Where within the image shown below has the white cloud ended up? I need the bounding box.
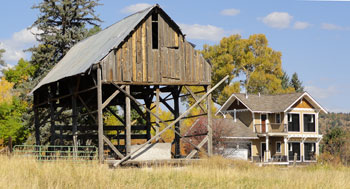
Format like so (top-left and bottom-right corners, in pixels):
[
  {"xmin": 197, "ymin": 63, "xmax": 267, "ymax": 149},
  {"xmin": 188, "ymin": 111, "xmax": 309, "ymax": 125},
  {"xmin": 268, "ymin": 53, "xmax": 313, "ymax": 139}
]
[
  {"xmin": 220, "ymin": 8, "xmax": 240, "ymax": 16},
  {"xmin": 179, "ymin": 23, "xmax": 240, "ymax": 41},
  {"xmin": 260, "ymin": 12, "xmax": 293, "ymax": 29},
  {"xmin": 121, "ymin": 3, "xmax": 152, "ymax": 14},
  {"xmin": 293, "ymin": 21, "xmax": 310, "ymax": 30},
  {"xmin": 0, "ymin": 27, "xmax": 39, "ymax": 65},
  {"xmin": 321, "ymin": 23, "xmax": 350, "ymax": 30},
  {"xmin": 305, "ymin": 85, "xmax": 337, "ymax": 99}
]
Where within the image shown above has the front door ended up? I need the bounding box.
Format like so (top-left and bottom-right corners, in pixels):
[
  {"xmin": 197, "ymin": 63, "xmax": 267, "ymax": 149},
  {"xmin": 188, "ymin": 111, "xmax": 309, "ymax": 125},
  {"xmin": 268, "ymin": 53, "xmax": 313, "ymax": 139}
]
[
  {"xmin": 261, "ymin": 114, "xmax": 267, "ymax": 133},
  {"xmin": 261, "ymin": 142, "xmax": 266, "ymax": 162}
]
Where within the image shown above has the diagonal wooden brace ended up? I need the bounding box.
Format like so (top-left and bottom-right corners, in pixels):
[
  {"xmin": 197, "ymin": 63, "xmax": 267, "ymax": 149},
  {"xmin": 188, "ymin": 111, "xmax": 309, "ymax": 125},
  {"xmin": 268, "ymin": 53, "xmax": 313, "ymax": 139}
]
[
  {"xmin": 102, "ymin": 135, "xmax": 125, "ymax": 159},
  {"xmin": 102, "ymin": 85, "xmax": 125, "ymax": 109},
  {"xmin": 186, "ymin": 136, "xmax": 209, "ymax": 159},
  {"xmin": 113, "ymin": 75, "xmax": 229, "ymax": 167},
  {"xmin": 184, "ymin": 86, "xmax": 206, "ymax": 113}
]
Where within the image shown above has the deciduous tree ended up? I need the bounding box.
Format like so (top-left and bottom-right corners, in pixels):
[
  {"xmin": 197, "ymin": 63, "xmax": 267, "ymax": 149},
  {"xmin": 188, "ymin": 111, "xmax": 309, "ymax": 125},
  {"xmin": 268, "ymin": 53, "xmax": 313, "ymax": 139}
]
[{"xmin": 202, "ymin": 34, "xmax": 288, "ymax": 105}]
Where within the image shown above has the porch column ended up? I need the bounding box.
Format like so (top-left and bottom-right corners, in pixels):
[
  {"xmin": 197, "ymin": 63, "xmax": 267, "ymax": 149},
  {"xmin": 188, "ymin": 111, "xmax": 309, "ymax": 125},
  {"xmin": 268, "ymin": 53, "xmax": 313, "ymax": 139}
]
[
  {"xmin": 284, "ymin": 137, "xmax": 288, "ymax": 161},
  {"xmin": 265, "ymin": 136, "xmax": 269, "ymax": 162},
  {"xmin": 316, "ymin": 139, "xmax": 320, "ymax": 156},
  {"xmin": 301, "ymin": 137, "xmax": 305, "ymax": 162}
]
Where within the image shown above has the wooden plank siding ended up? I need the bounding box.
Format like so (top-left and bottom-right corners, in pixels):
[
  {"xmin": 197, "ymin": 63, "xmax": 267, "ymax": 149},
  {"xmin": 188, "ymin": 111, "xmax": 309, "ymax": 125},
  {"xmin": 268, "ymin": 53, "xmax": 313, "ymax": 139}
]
[{"xmin": 100, "ymin": 13, "xmax": 211, "ymax": 85}]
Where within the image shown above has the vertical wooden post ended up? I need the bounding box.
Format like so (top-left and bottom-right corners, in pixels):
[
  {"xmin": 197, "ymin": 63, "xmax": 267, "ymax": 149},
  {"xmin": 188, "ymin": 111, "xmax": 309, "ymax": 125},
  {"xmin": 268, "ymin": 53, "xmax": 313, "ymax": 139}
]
[
  {"xmin": 72, "ymin": 87, "xmax": 78, "ymax": 153},
  {"xmin": 97, "ymin": 66, "xmax": 104, "ymax": 162},
  {"xmin": 125, "ymin": 85, "xmax": 131, "ymax": 155},
  {"xmin": 34, "ymin": 93, "xmax": 40, "ymax": 145},
  {"xmin": 155, "ymin": 86, "xmax": 160, "ymax": 140},
  {"xmin": 207, "ymin": 85, "xmax": 213, "ymax": 156},
  {"xmin": 173, "ymin": 86, "xmax": 180, "ymax": 158},
  {"xmin": 145, "ymin": 97, "xmax": 151, "ymax": 140},
  {"xmin": 49, "ymin": 86, "xmax": 56, "ymax": 145}
]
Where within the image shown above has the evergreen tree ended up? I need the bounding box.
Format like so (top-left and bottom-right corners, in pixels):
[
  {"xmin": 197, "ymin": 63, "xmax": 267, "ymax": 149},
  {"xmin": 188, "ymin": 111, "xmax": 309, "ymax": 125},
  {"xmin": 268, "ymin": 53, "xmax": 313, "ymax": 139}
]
[
  {"xmin": 28, "ymin": 0, "xmax": 102, "ymax": 80},
  {"xmin": 290, "ymin": 72, "xmax": 304, "ymax": 92},
  {"xmin": 281, "ymin": 70, "xmax": 290, "ymax": 90},
  {"xmin": 0, "ymin": 49, "xmax": 5, "ymax": 67}
]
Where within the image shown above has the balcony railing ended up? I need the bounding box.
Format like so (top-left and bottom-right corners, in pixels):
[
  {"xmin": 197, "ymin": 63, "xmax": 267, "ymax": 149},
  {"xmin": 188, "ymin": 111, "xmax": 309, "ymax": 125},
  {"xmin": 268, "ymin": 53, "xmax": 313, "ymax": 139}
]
[{"xmin": 254, "ymin": 123, "xmax": 287, "ymax": 134}]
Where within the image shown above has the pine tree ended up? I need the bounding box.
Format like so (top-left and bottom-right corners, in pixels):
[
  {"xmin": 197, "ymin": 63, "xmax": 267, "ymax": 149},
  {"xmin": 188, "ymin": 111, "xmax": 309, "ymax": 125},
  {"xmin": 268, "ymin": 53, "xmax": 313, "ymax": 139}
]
[
  {"xmin": 0, "ymin": 49, "xmax": 5, "ymax": 67},
  {"xmin": 290, "ymin": 72, "xmax": 304, "ymax": 92},
  {"xmin": 281, "ymin": 70, "xmax": 290, "ymax": 90},
  {"xmin": 28, "ymin": 0, "xmax": 102, "ymax": 80}
]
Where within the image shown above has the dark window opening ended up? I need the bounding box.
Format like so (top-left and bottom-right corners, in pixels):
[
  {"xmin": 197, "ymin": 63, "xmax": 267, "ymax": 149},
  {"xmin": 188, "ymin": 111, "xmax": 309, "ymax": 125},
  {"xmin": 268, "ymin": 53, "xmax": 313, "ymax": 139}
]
[
  {"xmin": 276, "ymin": 142, "xmax": 281, "ymax": 153},
  {"xmin": 152, "ymin": 13, "xmax": 158, "ymax": 49},
  {"xmin": 152, "ymin": 12, "xmax": 158, "ymax": 21},
  {"xmin": 288, "ymin": 142, "xmax": 300, "ymax": 161},
  {"xmin": 304, "ymin": 143, "xmax": 316, "ymax": 161},
  {"xmin": 304, "ymin": 114, "xmax": 315, "ymax": 132},
  {"xmin": 288, "ymin": 114, "xmax": 300, "ymax": 132},
  {"xmin": 276, "ymin": 114, "xmax": 281, "ymax": 123}
]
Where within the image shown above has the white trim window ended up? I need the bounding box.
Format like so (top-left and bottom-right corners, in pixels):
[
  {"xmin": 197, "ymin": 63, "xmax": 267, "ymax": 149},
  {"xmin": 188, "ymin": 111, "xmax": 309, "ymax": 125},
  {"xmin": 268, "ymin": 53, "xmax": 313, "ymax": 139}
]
[
  {"xmin": 276, "ymin": 141, "xmax": 281, "ymax": 153},
  {"xmin": 304, "ymin": 142, "xmax": 316, "ymax": 161},
  {"xmin": 303, "ymin": 113, "xmax": 316, "ymax": 132},
  {"xmin": 288, "ymin": 113, "xmax": 300, "ymax": 132},
  {"xmin": 288, "ymin": 142, "xmax": 301, "ymax": 161}
]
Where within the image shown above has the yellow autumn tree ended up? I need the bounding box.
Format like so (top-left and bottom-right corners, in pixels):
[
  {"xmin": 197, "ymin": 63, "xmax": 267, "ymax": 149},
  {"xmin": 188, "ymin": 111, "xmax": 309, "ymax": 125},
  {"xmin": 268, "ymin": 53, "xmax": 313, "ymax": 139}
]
[
  {"xmin": 202, "ymin": 34, "xmax": 294, "ymax": 105},
  {"xmin": 0, "ymin": 77, "xmax": 14, "ymax": 104}
]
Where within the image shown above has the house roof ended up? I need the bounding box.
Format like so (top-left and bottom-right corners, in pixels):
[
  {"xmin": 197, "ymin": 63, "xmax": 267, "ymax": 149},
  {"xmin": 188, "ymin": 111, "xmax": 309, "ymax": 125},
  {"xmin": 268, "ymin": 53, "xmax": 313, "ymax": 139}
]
[
  {"xmin": 216, "ymin": 118, "xmax": 258, "ymax": 139},
  {"xmin": 31, "ymin": 4, "xmax": 181, "ymax": 94},
  {"xmin": 185, "ymin": 118, "xmax": 258, "ymax": 139},
  {"xmin": 217, "ymin": 92, "xmax": 328, "ymax": 114}
]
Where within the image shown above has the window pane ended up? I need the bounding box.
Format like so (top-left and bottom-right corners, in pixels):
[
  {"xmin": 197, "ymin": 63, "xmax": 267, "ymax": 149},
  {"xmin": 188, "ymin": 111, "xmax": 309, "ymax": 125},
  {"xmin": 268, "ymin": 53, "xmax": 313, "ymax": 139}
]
[
  {"xmin": 276, "ymin": 142, "xmax": 281, "ymax": 153},
  {"xmin": 288, "ymin": 142, "xmax": 300, "ymax": 161},
  {"xmin": 304, "ymin": 114, "xmax": 315, "ymax": 132},
  {"xmin": 276, "ymin": 114, "xmax": 280, "ymax": 123},
  {"xmin": 304, "ymin": 143, "xmax": 316, "ymax": 161},
  {"xmin": 288, "ymin": 114, "xmax": 300, "ymax": 132}
]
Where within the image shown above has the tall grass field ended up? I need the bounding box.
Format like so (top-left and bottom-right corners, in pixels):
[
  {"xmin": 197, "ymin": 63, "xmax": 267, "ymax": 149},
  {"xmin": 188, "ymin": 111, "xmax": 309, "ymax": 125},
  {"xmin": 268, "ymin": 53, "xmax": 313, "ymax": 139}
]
[{"xmin": 0, "ymin": 156, "xmax": 349, "ymax": 188}]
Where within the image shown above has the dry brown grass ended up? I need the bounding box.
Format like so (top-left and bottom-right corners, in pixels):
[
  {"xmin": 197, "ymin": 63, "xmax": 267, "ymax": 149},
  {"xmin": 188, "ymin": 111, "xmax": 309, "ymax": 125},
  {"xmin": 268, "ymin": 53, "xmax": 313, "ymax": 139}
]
[{"xmin": 0, "ymin": 155, "xmax": 349, "ymax": 188}]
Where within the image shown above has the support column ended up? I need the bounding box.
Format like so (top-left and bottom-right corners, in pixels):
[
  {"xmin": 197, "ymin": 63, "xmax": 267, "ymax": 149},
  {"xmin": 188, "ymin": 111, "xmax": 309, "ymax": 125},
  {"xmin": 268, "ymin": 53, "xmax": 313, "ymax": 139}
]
[
  {"xmin": 155, "ymin": 86, "xmax": 160, "ymax": 141},
  {"xmin": 284, "ymin": 137, "xmax": 288, "ymax": 162},
  {"xmin": 97, "ymin": 66, "xmax": 104, "ymax": 162},
  {"xmin": 265, "ymin": 136, "xmax": 269, "ymax": 162},
  {"xmin": 173, "ymin": 87, "xmax": 180, "ymax": 158},
  {"xmin": 72, "ymin": 88, "xmax": 78, "ymax": 151},
  {"xmin": 125, "ymin": 85, "xmax": 131, "ymax": 155},
  {"xmin": 34, "ymin": 106, "xmax": 40, "ymax": 145},
  {"xmin": 49, "ymin": 85, "xmax": 56, "ymax": 145},
  {"xmin": 207, "ymin": 85, "xmax": 213, "ymax": 157},
  {"xmin": 145, "ymin": 96, "xmax": 152, "ymax": 140}
]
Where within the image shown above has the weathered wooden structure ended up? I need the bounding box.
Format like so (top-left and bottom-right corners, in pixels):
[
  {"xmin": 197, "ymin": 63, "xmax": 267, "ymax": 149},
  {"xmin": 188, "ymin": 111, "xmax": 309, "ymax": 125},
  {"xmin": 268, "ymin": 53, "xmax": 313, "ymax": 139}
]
[{"xmin": 31, "ymin": 5, "xmax": 224, "ymax": 164}]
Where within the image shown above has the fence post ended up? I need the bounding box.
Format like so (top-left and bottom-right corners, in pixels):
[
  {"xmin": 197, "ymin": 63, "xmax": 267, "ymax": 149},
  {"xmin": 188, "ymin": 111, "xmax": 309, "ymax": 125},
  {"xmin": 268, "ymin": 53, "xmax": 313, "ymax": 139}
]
[{"xmin": 293, "ymin": 153, "xmax": 297, "ymax": 167}]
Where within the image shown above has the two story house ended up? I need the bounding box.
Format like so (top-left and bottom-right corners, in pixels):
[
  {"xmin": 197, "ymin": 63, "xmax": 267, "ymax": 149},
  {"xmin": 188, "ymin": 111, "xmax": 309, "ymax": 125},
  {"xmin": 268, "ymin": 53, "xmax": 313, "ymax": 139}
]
[{"xmin": 216, "ymin": 92, "xmax": 327, "ymax": 163}]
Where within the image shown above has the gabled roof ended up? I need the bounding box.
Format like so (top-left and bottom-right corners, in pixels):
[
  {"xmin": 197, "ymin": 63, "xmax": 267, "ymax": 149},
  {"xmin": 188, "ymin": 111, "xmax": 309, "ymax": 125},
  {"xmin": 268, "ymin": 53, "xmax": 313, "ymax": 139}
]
[
  {"xmin": 31, "ymin": 4, "xmax": 181, "ymax": 94},
  {"xmin": 185, "ymin": 118, "xmax": 258, "ymax": 139},
  {"xmin": 217, "ymin": 92, "xmax": 328, "ymax": 114}
]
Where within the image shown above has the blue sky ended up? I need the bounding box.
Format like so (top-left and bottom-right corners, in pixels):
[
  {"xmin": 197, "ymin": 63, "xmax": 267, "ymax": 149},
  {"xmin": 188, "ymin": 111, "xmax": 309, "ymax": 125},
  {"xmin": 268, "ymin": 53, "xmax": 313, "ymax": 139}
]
[{"xmin": 0, "ymin": 0, "xmax": 349, "ymax": 112}]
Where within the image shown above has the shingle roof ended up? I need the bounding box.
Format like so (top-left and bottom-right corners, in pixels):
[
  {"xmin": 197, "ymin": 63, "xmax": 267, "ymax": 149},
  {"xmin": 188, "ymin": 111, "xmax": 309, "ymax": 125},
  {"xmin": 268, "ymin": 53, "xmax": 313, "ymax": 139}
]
[
  {"xmin": 215, "ymin": 118, "xmax": 258, "ymax": 138},
  {"xmin": 185, "ymin": 118, "xmax": 257, "ymax": 139},
  {"xmin": 218, "ymin": 92, "xmax": 328, "ymax": 114},
  {"xmin": 234, "ymin": 93, "xmax": 304, "ymax": 112},
  {"xmin": 31, "ymin": 5, "xmax": 159, "ymax": 94}
]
